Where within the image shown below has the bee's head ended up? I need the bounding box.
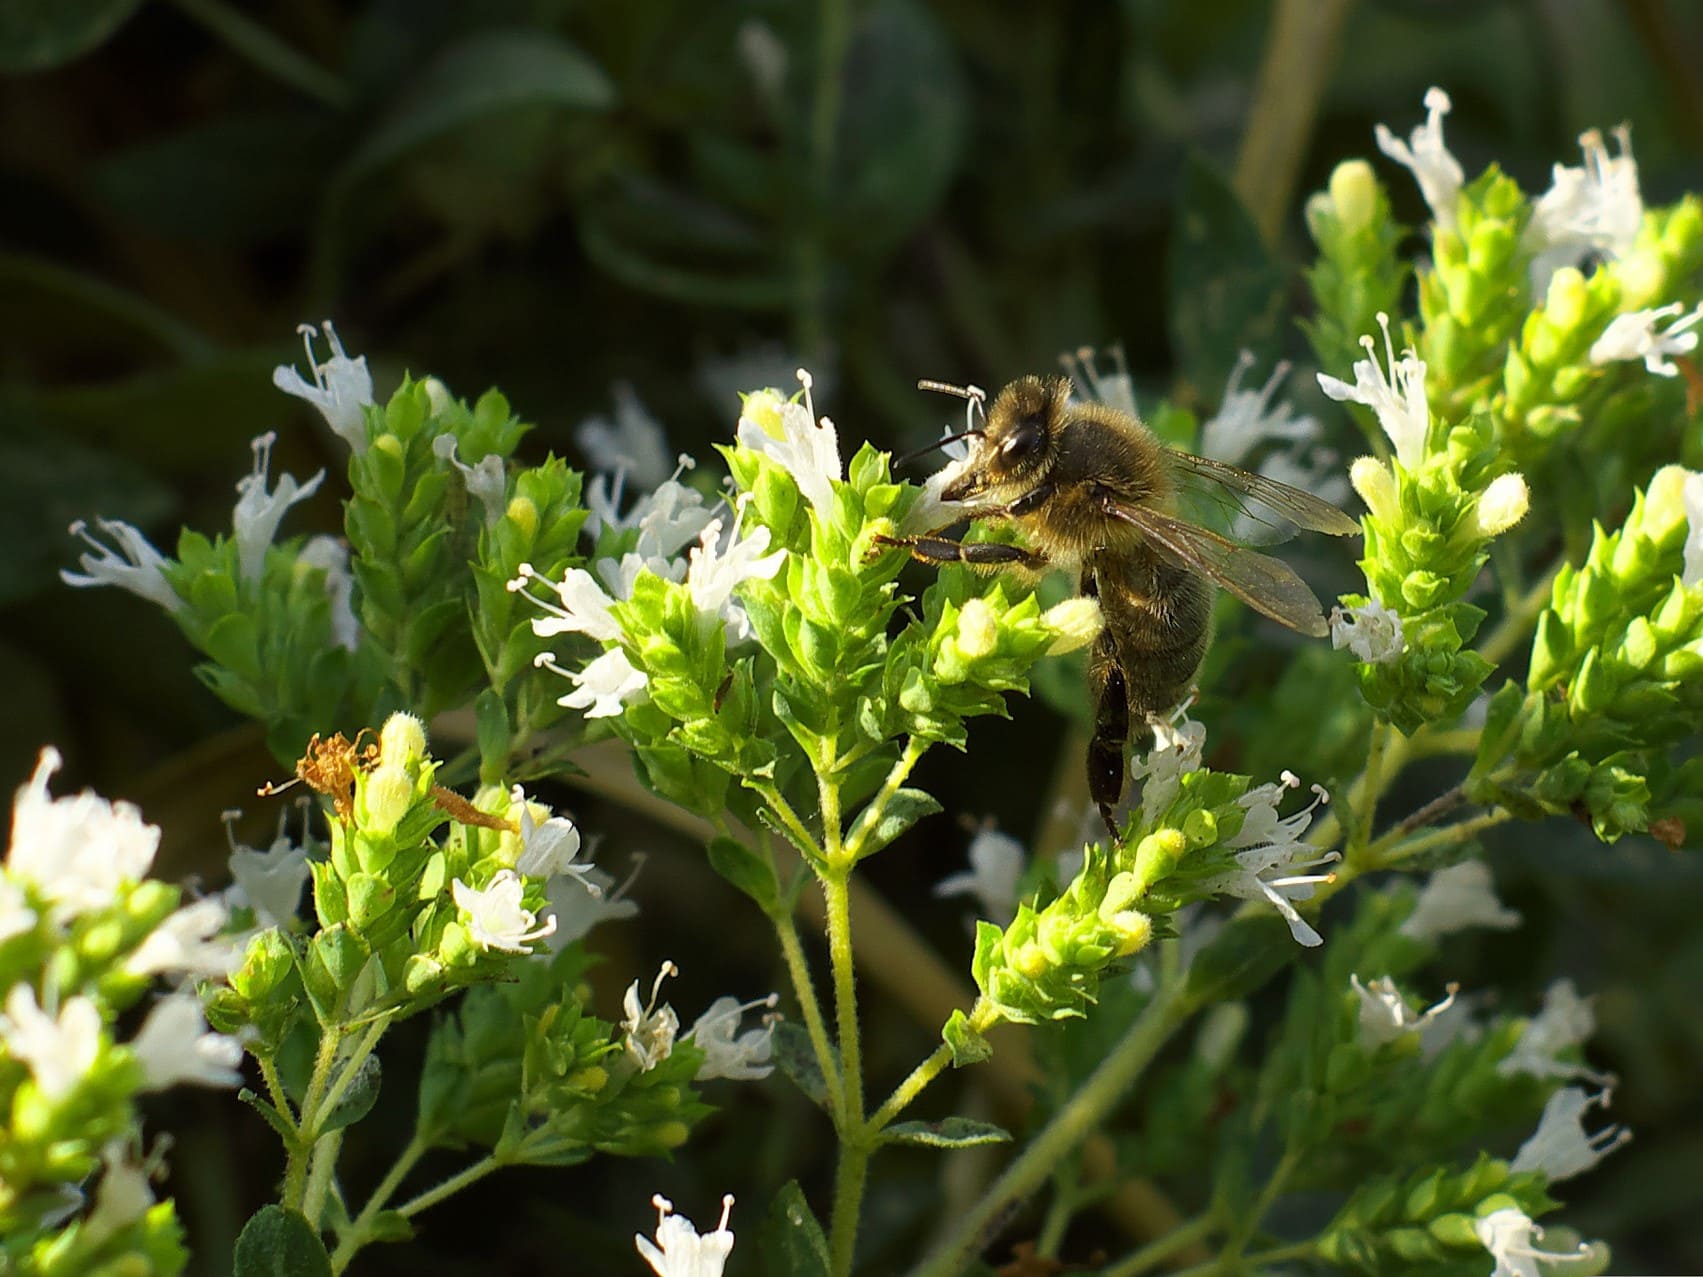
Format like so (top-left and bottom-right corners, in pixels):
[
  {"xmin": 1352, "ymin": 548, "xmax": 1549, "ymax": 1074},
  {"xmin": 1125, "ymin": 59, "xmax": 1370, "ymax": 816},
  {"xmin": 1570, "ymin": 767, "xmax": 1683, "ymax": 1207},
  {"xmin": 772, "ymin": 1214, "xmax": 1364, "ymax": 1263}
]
[{"xmin": 942, "ymin": 374, "xmax": 1065, "ymax": 501}]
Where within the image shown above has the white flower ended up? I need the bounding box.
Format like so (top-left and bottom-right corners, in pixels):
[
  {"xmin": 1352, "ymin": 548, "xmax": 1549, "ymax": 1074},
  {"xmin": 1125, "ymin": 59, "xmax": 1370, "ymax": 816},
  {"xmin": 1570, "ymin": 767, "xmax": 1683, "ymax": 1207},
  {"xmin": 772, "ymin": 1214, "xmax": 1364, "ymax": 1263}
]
[
  {"xmin": 125, "ymin": 896, "xmax": 241, "ymax": 980},
  {"xmin": 1588, "ymin": 302, "xmax": 1703, "ymax": 377},
  {"xmin": 1199, "ymin": 843, "xmax": 1339, "ymax": 949},
  {"xmin": 296, "ymin": 536, "xmax": 360, "ymax": 651},
  {"xmin": 685, "ymin": 993, "xmax": 780, "ymax": 1081},
  {"xmin": 1317, "ymin": 312, "xmax": 1431, "ymax": 468},
  {"xmin": 632, "ymin": 476, "xmax": 717, "ymax": 561},
  {"xmin": 1498, "ymin": 979, "xmax": 1609, "ymax": 1083},
  {"xmin": 1227, "ymin": 770, "xmax": 1329, "ymax": 852},
  {"xmin": 0, "ymin": 984, "xmax": 102, "ymax": 1101},
  {"xmin": 577, "ymin": 383, "xmax": 673, "ymax": 489},
  {"xmin": 1400, "ymin": 861, "xmax": 1521, "ymax": 940},
  {"xmin": 545, "ymin": 646, "xmax": 650, "ymax": 719},
  {"xmin": 1128, "ymin": 707, "xmax": 1208, "ymax": 819},
  {"xmin": 1683, "ymin": 469, "xmax": 1703, "ymax": 590},
  {"xmin": 272, "ymin": 320, "xmax": 375, "ymax": 453},
  {"xmin": 7, "ymin": 747, "xmax": 161, "ymax": 923},
  {"xmin": 1474, "ymin": 1207, "xmax": 1601, "ymax": 1277},
  {"xmin": 1201, "ymin": 352, "xmax": 1324, "ymax": 467},
  {"xmin": 1526, "ymin": 127, "xmax": 1643, "ymax": 294},
  {"xmin": 544, "ymin": 863, "xmax": 639, "ymax": 948},
  {"xmin": 432, "ymin": 434, "xmax": 507, "ymax": 527},
  {"xmin": 1512, "ymin": 1086, "xmax": 1630, "ymax": 1182},
  {"xmin": 0, "ymin": 876, "xmax": 36, "ymax": 944},
  {"xmin": 735, "ymin": 369, "xmax": 842, "ymax": 512},
  {"xmin": 130, "ymin": 992, "xmax": 244, "ymax": 1089},
  {"xmin": 224, "ymin": 811, "xmax": 312, "ymax": 929},
  {"xmin": 934, "ymin": 828, "xmax": 1026, "ymax": 924},
  {"xmin": 452, "ymin": 870, "xmax": 556, "ymax": 953},
  {"xmin": 1349, "ymin": 974, "xmax": 1458, "ymax": 1048},
  {"xmin": 1062, "ymin": 345, "xmax": 1139, "ymax": 418},
  {"xmin": 61, "ymin": 518, "xmax": 183, "ymax": 613},
  {"xmin": 509, "ymin": 785, "xmax": 598, "ymax": 892},
  {"xmin": 1373, "ymin": 87, "xmax": 1464, "ymax": 231},
  {"xmin": 1330, "ymin": 599, "xmax": 1404, "ymax": 663},
  {"xmin": 232, "ymin": 432, "xmax": 325, "ymax": 585},
  {"xmin": 636, "ymin": 1193, "xmax": 736, "ymax": 1277},
  {"xmin": 684, "ymin": 512, "xmax": 785, "ymax": 641},
  {"xmin": 513, "ymin": 562, "xmax": 624, "ymax": 643},
  {"xmin": 84, "ymin": 1142, "xmax": 157, "ymax": 1248},
  {"xmin": 622, "ymin": 961, "xmax": 681, "ymax": 1072}
]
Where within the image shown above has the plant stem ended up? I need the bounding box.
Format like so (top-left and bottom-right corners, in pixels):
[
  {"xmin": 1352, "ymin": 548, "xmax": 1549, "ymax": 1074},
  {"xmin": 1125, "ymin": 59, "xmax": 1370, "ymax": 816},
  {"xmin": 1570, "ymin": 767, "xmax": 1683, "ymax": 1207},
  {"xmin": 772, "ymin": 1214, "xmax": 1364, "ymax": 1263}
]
[
  {"xmin": 257, "ymin": 1056, "xmax": 297, "ymax": 1133},
  {"xmin": 329, "ymin": 1136, "xmax": 429, "ymax": 1273},
  {"xmin": 1350, "ymin": 719, "xmax": 1394, "ymax": 856},
  {"xmin": 909, "ymin": 980, "xmax": 1188, "ymax": 1276},
  {"xmin": 1369, "ymin": 808, "xmax": 1513, "ymax": 869},
  {"xmin": 301, "ymin": 1129, "xmax": 344, "ymax": 1231},
  {"xmin": 166, "ymin": 0, "xmax": 349, "ymax": 107},
  {"xmin": 281, "ymin": 1026, "xmax": 344, "ymax": 1211},
  {"xmin": 1101, "ymin": 1214, "xmax": 1219, "ymax": 1277},
  {"xmin": 823, "ymin": 866, "xmax": 868, "ymax": 1275},
  {"xmin": 842, "ymin": 736, "xmax": 927, "ymax": 861},
  {"xmin": 772, "ymin": 905, "xmax": 846, "ymax": 1124},
  {"xmin": 751, "ymin": 781, "xmax": 823, "ymax": 862},
  {"xmin": 1217, "ymin": 1147, "xmax": 1299, "ymax": 1266},
  {"xmin": 394, "ymin": 1155, "xmax": 500, "ymax": 1220},
  {"xmin": 317, "ymin": 1016, "xmax": 389, "ymax": 1122},
  {"xmin": 1170, "ymin": 1239, "xmax": 1316, "ymax": 1277},
  {"xmin": 868, "ymin": 1043, "xmax": 953, "ymax": 1134},
  {"xmin": 1034, "ymin": 1154, "xmax": 1081, "ymax": 1259}
]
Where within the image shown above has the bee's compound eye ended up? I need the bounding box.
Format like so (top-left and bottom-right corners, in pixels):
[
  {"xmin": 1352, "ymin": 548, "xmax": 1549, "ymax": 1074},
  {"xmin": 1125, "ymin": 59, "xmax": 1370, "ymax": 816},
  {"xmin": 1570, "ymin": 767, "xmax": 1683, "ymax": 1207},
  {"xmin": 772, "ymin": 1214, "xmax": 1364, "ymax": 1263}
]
[{"xmin": 1000, "ymin": 418, "xmax": 1044, "ymax": 463}]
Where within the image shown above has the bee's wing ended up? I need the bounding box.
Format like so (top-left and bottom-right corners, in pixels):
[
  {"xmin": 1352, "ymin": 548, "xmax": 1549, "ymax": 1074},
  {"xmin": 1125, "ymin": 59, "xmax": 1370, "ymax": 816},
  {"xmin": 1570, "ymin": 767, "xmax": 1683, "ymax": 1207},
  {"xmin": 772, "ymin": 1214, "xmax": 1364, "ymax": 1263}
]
[
  {"xmin": 1105, "ymin": 501, "xmax": 1331, "ymax": 637},
  {"xmin": 1171, "ymin": 452, "xmax": 1361, "ymax": 537}
]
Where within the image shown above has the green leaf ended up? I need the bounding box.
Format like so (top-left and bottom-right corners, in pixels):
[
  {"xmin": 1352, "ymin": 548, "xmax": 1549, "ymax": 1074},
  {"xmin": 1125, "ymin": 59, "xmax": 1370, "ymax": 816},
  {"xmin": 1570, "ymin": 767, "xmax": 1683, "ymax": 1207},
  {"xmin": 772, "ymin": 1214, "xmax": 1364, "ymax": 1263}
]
[
  {"xmin": 759, "ymin": 1182, "xmax": 831, "ymax": 1277},
  {"xmin": 770, "ymin": 1021, "xmax": 831, "ymax": 1109},
  {"xmin": 942, "ymin": 1008, "xmax": 992, "ymax": 1066},
  {"xmin": 706, "ymin": 836, "xmax": 781, "ymax": 911},
  {"xmin": 851, "ymin": 788, "xmax": 942, "ymax": 860},
  {"xmin": 1166, "ymin": 153, "xmax": 1287, "ymax": 396},
  {"xmin": 233, "ymin": 1206, "xmax": 331, "ymax": 1277},
  {"xmin": 0, "ymin": 0, "xmax": 142, "ymax": 72},
  {"xmin": 318, "ymin": 1054, "xmax": 381, "ymax": 1135},
  {"xmin": 881, "ymin": 1117, "xmax": 1012, "ymax": 1150},
  {"xmin": 346, "ymin": 31, "xmax": 615, "ymax": 181}
]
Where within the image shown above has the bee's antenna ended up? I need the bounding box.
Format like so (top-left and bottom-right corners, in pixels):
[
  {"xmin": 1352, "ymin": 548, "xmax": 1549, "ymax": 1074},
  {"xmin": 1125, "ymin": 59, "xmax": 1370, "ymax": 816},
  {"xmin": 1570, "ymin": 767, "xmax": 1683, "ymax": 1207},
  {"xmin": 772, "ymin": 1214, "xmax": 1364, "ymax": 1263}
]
[
  {"xmin": 916, "ymin": 379, "xmax": 988, "ymax": 433},
  {"xmin": 895, "ymin": 429, "xmax": 983, "ymax": 468}
]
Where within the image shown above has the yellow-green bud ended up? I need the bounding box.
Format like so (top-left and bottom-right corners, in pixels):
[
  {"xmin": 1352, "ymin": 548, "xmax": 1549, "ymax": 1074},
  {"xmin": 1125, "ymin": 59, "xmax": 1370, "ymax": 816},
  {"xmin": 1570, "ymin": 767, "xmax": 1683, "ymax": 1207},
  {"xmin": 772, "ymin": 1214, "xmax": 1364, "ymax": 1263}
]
[
  {"xmin": 1350, "ymin": 456, "xmax": 1399, "ymax": 526},
  {"xmin": 373, "ymin": 433, "xmax": 405, "ymax": 460},
  {"xmin": 1327, "ymin": 159, "xmax": 1378, "ymax": 235},
  {"xmin": 1011, "ymin": 942, "xmax": 1050, "ymax": 979},
  {"xmin": 380, "ymin": 712, "xmax": 428, "ymax": 766},
  {"xmin": 1543, "ymin": 266, "xmax": 1588, "ymax": 333},
  {"xmin": 505, "ymin": 495, "xmax": 539, "ymax": 540},
  {"xmin": 1643, "ymin": 465, "xmax": 1691, "ymax": 544},
  {"xmin": 1616, "ymin": 248, "xmax": 1665, "ymax": 311},
  {"xmin": 956, "ymin": 597, "xmax": 998, "ymax": 659},
  {"xmin": 1107, "ymin": 909, "xmax": 1153, "ymax": 957},
  {"xmin": 1471, "ymin": 473, "xmax": 1530, "ymax": 538},
  {"xmin": 363, "ymin": 763, "xmax": 414, "ymax": 834},
  {"xmin": 1132, "ymin": 829, "xmax": 1185, "ymax": 889},
  {"xmin": 740, "ymin": 388, "xmax": 790, "ymax": 441},
  {"xmin": 422, "ymin": 377, "xmax": 454, "ymax": 416},
  {"xmin": 1042, "ymin": 596, "xmax": 1105, "ymax": 654},
  {"xmin": 648, "ymin": 1121, "xmax": 691, "ymax": 1150},
  {"xmin": 566, "ymin": 1065, "xmax": 608, "ymax": 1094}
]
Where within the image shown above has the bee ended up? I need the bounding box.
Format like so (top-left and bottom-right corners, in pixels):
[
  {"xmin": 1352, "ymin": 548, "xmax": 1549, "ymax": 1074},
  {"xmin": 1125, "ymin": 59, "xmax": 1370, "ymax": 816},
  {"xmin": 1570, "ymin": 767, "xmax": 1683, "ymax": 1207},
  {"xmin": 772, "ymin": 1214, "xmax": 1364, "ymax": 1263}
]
[{"xmin": 874, "ymin": 372, "xmax": 1359, "ymax": 835}]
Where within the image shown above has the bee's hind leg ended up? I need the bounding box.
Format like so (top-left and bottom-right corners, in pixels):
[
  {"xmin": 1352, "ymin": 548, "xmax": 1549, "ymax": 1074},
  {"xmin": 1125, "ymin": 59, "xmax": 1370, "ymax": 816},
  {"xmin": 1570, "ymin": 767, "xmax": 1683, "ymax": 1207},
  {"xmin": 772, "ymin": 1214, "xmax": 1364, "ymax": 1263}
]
[
  {"xmin": 1086, "ymin": 628, "xmax": 1129, "ymax": 838},
  {"xmin": 868, "ymin": 534, "xmax": 1049, "ymax": 572}
]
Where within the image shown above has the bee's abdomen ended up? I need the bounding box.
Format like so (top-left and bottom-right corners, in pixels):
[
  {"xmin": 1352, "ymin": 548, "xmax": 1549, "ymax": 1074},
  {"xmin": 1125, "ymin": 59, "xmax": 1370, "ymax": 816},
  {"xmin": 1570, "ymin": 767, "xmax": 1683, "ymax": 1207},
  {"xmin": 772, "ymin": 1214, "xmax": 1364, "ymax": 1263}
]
[{"xmin": 1097, "ymin": 555, "xmax": 1214, "ymax": 717}]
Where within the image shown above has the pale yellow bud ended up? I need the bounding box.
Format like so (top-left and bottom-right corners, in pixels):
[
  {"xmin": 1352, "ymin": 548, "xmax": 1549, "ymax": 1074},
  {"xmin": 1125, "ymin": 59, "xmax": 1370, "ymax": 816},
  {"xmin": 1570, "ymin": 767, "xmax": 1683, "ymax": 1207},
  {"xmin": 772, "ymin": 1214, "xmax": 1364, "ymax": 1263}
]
[
  {"xmin": 1327, "ymin": 159, "xmax": 1378, "ymax": 235},
  {"xmin": 422, "ymin": 377, "xmax": 454, "ymax": 416},
  {"xmin": 362, "ymin": 763, "xmax": 414, "ymax": 834},
  {"xmin": 1011, "ymin": 942, "xmax": 1050, "ymax": 979},
  {"xmin": 1349, "ymin": 456, "xmax": 1399, "ymax": 525},
  {"xmin": 505, "ymin": 495, "xmax": 539, "ymax": 540},
  {"xmin": 740, "ymin": 388, "xmax": 790, "ymax": 441},
  {"xmin": 1643, "ymin": 464, "xmax": 1691, "ymax": 543},
  {"xmin": 379, "ymin": 712, "xmax": 428, "ymax": 766},
  {"xmin": 956, "ymin": 597, "xmax": 999, "ymax": 660},
  {"xmin": 1543, "ymin": 267, "xmax": 1588, "ymax": 333},
  {"xmin": 1472, "ymin": 473, "xmax": 1530, "ymax": 538},
  {"xmin": 1108, "ymin": 909, "xmax": 1153, "ymax": 958},
  {"xmin": 1042, "ymin": 596, "xmax": 1105, "ymax": 654}
]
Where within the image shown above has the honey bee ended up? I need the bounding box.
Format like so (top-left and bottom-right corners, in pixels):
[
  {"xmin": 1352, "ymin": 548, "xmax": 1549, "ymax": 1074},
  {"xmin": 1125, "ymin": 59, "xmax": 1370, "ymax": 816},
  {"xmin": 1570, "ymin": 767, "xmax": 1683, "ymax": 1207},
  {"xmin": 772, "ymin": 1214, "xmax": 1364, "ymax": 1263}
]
[{"xmin": 874, "ymin": 372, "xmax": 1359, "ymax": 835}]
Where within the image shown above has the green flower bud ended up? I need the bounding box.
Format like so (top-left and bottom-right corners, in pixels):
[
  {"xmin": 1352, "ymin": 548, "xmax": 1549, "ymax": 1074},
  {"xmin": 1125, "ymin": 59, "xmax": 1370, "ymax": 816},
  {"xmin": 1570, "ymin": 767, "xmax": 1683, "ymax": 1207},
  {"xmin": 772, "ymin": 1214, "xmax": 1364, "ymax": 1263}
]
[
  {"xmin": 1131, "ymin": 829, "xmax": 1184, "ymax": 889},
  {"xmin": 1350, "ymin": 457, "xmax": 1399, "ymax": 526},
  {"xmin": 1327, "ymin": 159, "xmax": 1378, "ymax": 235},
  {"xmin": 566, "ymin": 1065, "xmax": 608, "ymax": 1094},
  {"xmin": 1542, "ymin": 266, "xmax": 1589, "ymax": 335},
  {"xmin": 741, "ymin": 388, "xmax": 790, "ymax": 440},
  {"xmin": 505, "ymin": 495, "xmax": 539, "ymax": 541}
]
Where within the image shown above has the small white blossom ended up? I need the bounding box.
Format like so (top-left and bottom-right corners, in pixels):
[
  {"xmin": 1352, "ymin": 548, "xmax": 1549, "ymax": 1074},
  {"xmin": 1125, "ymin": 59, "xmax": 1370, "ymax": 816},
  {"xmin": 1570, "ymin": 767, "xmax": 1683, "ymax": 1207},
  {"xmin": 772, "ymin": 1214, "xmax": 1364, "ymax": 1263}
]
[
  {"xmin": 684, "ymin": 511, "xmax": 785, "ymax": 641},
  {"xmin": 1198, "ymin": 828, "xmax": 1338, "ymax": 950},
  {"xmin": 84, "ymin": 1142, "xmax": 158, "ymax": 1248},
  {"xmin": 934, "ymin": 828, "xmax": 1026, "ymax": 924},
  {"xmin": 272, "ymin": 320, "xmax": 375, "ymax": 453},
  {"xmin": 1474, "ymin": 1207, "xmax": 1600, "ymax": 1277},
  {"xmin": 61, "ymin": 518, "xmax": 183, "ymax": 613},
  {"xmin": 1527, "ymin": 127, "xmax": 1643, "ymax": 294},
  {"xmin": 7, "ymin": 747, "xmax": 161, "ymax": 923},
  {"xmin": 1400, "ymin": 860, "xmax": 1521, "ymax": 940},
  {"xmin": 1330, "ymin": 599, "xmax": 1405, "ymax": 663},
  {"xmin": 1374, "ymin": 87, "xmax": 1464, "ymax": 231},
  {"xmin": 1128, "ymin": 707, "xmax": 1207, "ymax": 819},
  {"xmin": 1063, "ymin": 346, "xmax": 1139, "ymax": 418},
  {"xmin": 224, "ymin": 809, "xmax": 312, "ymax": 929},
  {"xmin": 1512, "ymin": 1086, "xmax": 1630, "ymax": 1182},
  {"xmin": 513, "ymin": 562, "xmax": 624, "ymax": 644},
  {"xmin": 1350, "ymin": 974, "xmax": 1458, "ymax": 1048},
  {"xmin": 577, "ymin": 384, "xmax": 673, "ymax": 489},
  {"xmin": 0, "ymin": 984, "xmax": 102, "ymax": 1101},
  {"xmin": 1318, "ymin": 313, "xmax": 1431, "ymax": 468},
  {"xmin": 1228, "ymin": 770, "xmax": 1329, "ymax": 852},
  {"xmin": 0, "ymin": 877, "xmax": 36, "ymax": 944},
  {"xmin": 296, "ymin": 536, "xmax": 360, "ymax": 651},
  {"xmin": 232, "ymin": 432, "xmax": 325, "ymax": 585},
  {"xmin": 1683, "ymin": 470, "xmax": 1703, "ymax": 590},
  {"xmin": 509, "ymin": 785, "xmax": 598, "ymax": 892},
  {"xmin": 1200, "ymin": 353, "xmax": 1321, "ymax": 464},
  {"xmin": 545, "ymin": 863, "xmax": 640, "ymax": 948},
  {"xmin": 1420, "ymin": 989, "xmax": 1483, "ymax": 1060},
  {"xmin": 542, "ymin": 645, "xmax": 650, "ymax": 719},
  {"xmin": 432, "ymin": 435, "xmax": 507, "ymax": 527},
  {"xmin": 1588, "ymin": 301, "xmax": 1703, "ymax": 377},
  {"xmin": 636, "ymin": 1193, "xmax": 736, "ymax": 1277},
  {"xmin": 125, "ymin": 896, "xmax": 241, "ymax": 981},
  {"xmin": 685, "ymin": 993, "xmax": 780, "ymax": 1081},
  {"xmin": 452, "ymin": 869, "xmax": 556, "ymax": 953},
  {"xmin": 633, "ymin": 476, "xmax": 717, "ymax": 561},
  {"xmin": 1498, "ymin": 979, "xmax": 1609, "ymax": 1083},
  {"xmin": 735, "ymin": 369, "xmax": 842, "ymax": 512},
  {"xmin": 622, "ymin": 961, "xmax": 681, "ymax": 1072},
  {"xmin": 130, "ymin": 992, "xmax": 244, "ymax": 1089}
]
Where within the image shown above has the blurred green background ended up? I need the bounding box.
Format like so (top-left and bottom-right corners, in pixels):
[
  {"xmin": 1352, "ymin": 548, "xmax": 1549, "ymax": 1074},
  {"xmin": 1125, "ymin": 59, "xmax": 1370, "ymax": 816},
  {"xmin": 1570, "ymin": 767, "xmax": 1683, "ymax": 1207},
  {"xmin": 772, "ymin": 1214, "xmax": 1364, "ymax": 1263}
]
[{"xmin": 3, "ymin": 0, "xmax": 1702, "ymax": 1272}]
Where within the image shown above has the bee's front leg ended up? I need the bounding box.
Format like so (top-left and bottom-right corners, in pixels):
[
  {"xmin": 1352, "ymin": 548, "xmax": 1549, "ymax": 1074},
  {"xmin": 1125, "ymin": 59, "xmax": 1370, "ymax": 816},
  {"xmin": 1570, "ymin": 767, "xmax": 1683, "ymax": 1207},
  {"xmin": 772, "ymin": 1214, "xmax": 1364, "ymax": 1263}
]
[{"xmin": 867, "ymin": 534, "xmax": 1050, "ymax": 572}]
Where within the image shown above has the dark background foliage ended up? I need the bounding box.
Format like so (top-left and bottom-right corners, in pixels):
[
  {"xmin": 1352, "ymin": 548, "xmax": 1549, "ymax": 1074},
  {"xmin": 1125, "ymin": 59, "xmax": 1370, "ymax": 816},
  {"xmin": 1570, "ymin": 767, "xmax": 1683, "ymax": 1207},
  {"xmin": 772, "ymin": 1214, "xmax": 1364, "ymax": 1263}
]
[{"xmin": 3, "ymin": 0, "xmax": 1701, "ymax": 1272}]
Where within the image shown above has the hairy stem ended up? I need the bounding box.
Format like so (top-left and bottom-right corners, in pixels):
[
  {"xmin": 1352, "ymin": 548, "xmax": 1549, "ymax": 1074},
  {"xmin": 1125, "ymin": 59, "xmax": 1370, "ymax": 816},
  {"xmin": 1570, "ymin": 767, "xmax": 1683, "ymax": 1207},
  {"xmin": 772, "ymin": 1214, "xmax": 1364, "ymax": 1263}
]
[
  {"xmin": 330, "ymin": 1136, "xmax": 429, "ymax": 1273},
  {"xmin": 772, "ymin": 905, "xmax": 846, "ymax": 1124},
  {"xmin": 281, "ymin": 1026, "xmax": 344, "ymax": 1212},
  {"xmin": 394, "ymin": 1155, "xmax": 500, "ymax": 1220},
  {"xmin": 824, "ymin": 867, "xmax": 868, "ymax": 1276},
  {"xmin": 1102, "ymin": 1214, "xmax": 1219, "ymax": 1277}
]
